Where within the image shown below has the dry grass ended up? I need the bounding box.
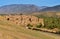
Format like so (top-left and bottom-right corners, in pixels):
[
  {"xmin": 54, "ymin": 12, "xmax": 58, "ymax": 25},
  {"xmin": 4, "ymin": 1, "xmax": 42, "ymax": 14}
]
[{"xmin": 0, "ymin": 20, "xmax": 59, "ymax": 39}]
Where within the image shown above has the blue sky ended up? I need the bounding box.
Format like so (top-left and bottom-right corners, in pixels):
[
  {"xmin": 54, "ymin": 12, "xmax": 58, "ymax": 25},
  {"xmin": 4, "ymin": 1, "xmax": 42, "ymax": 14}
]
[{"xmin": 0, "ymin": 0, "xmax": 60, "ymax": 6}]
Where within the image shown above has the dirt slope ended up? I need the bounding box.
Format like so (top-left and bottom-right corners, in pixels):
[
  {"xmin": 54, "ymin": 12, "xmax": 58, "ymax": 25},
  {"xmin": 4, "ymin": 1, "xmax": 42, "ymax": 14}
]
[{"xmin": 0, "ymin": 20, "xmax": 59, "ymax": 39}]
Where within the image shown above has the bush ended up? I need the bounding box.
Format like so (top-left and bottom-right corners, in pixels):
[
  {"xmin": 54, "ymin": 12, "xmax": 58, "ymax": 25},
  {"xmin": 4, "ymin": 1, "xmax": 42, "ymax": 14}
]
[
  {"xmin": 27, "ymin": 24, "xmax": 33, "ymax": 28},
  {"xmin": 36, "ymin": 23, "xmax": 42, "ymax": 28}
]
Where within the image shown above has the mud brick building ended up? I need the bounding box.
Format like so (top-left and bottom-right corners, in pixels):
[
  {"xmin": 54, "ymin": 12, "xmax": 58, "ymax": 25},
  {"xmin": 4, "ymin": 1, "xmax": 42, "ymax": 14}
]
[{"xmin": 5, "ymin": 15, "xmax": 44, "ymax": 26}]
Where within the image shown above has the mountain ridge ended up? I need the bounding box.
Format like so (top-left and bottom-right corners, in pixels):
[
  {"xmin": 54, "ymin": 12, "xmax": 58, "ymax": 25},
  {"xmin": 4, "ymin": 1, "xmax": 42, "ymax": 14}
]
[
  {"xmin": 0, "ymin": 4, "xmax": 47, "ymax": 14},
  {"xmin": 0, "ymin": 4, "xmax": 60, "ymax": 14},
  {"xmin": 41, "ymin": 5, "xmax": 60, "ymax": 12}
]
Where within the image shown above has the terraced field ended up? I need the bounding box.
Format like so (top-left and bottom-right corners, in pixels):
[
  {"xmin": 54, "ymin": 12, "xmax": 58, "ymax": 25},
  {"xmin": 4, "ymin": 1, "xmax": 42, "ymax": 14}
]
[{"xmin": 0, "ymin": 20, "xmax": 59, "ymax": 39}]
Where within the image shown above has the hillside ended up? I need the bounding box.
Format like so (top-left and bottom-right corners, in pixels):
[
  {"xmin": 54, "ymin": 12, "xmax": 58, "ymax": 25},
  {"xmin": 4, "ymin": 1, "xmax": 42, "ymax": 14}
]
[
  {"xmin": 0, "ymin": 4, "xmax": 60, "ymax": 14},
  {"xmin": 41, "ymin": 5, "xmax": 60, "ymax": 12},
  {"xmin": 31, "ymin": 12, "xmax": 60, "ymax": 17},
  {"xmin": 0, "ymin": 20, "xmax": 59, "ymax": 39},
  {"xmin": 0, "ymin": 4, "xmax": 45, "ymax": 14}
]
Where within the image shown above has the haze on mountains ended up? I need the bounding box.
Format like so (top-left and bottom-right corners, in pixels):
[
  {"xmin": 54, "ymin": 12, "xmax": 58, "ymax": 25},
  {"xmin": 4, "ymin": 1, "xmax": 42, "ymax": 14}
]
[{"xmin": 0, "ymin": 4, "xmax": 60, "ymax": 14}]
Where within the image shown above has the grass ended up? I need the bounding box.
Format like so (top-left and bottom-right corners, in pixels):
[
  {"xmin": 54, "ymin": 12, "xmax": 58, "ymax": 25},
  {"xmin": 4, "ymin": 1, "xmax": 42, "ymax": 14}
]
[{"xmin": 0, "ymin": 20, "xmax": 59, "ymax": 39}]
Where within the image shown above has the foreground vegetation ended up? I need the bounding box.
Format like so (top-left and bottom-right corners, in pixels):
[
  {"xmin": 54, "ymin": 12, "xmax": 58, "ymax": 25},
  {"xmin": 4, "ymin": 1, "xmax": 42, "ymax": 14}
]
[{"xmin": 32, "ymin": 14, "xmax": 60, "ymax": 34}]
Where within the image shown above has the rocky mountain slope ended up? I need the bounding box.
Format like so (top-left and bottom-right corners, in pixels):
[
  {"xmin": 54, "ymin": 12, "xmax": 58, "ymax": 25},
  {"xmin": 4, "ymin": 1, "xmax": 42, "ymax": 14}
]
[
  {"xmin": 0, "ymin": 4, "xmax": 60, "ymax": 14},
  {"xmin": 0, "ymin": 4, "xmax": 46, "ymax": 14}
]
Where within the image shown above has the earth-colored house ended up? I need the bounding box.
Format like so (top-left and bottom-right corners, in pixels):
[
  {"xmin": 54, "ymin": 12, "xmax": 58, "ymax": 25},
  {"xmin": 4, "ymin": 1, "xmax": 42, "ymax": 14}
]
[{"xmin": 4, "ymin": 15, "xmax": 44, "ymax": 27}]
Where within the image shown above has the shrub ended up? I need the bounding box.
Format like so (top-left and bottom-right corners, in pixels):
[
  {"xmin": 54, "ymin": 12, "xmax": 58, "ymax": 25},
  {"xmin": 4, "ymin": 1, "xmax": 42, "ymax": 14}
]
[
  {"xmin": 36, "ymin": 23, "xmax": 42, "ymax": 28},
  {"xmin": 27, "ymin": 24, "xmax": 33, "ymax": 29}
]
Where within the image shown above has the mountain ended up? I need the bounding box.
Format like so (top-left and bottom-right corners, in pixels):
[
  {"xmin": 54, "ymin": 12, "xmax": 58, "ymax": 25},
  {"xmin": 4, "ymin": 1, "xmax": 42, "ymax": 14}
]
[
  {"xmin": 0, "ymin": 4, "xmax": 46, "ymax": 14},
  {"xmin": 0, "ymin": 4, "xmax": 60, "ymax": 14},
  {"xmin": 41, "ymin": 5, "xmax": 60, "ymax": 12}
]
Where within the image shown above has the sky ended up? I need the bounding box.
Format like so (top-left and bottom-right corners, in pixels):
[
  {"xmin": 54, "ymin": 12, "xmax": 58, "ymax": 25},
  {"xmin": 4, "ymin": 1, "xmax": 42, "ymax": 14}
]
[{"xmin": 0, "ymin": 0, "xmax": 60, "ymax": 6}]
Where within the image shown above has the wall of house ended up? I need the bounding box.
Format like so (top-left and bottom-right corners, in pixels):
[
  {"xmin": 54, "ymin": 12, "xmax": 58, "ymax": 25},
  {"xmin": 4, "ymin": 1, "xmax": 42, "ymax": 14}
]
[{"xmin": 4, "ymin": 15, "xmax": 44, "ymax": 26}]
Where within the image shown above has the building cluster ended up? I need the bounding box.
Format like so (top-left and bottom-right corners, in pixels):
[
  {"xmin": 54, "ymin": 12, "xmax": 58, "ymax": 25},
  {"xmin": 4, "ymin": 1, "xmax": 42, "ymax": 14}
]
[{"xmin": 3, "ymin": 15, "xmax": 44, "ymax": 26}]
